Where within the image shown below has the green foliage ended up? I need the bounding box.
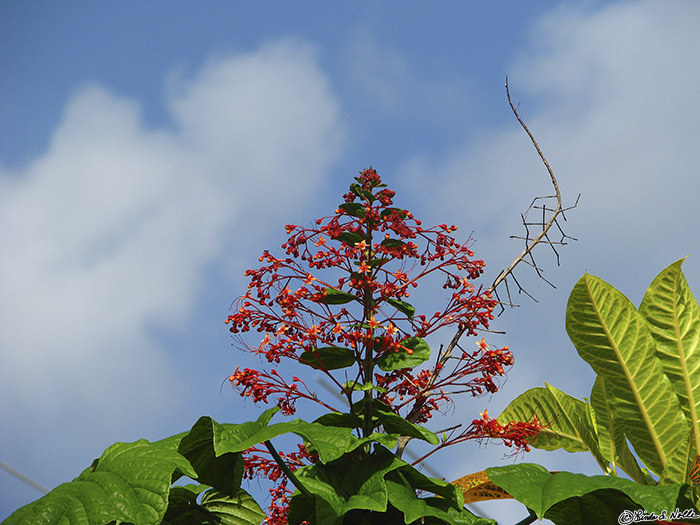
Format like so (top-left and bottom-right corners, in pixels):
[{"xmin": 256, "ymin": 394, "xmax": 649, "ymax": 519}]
[
  {"xmin": 493, "ymin": 259, "xmax": 700, "ymax": 521},
  {"xmin": 486, "ymin": 464, "xmax": 690, "ymax": 523},
  {"xmin": 5, "ymin": 407, "xmax": 466, "ymax": 525}
]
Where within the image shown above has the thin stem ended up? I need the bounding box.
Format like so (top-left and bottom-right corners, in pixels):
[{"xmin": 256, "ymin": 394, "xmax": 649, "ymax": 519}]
[{"xmin": 263, "ymin": 440, "xmax": 312, "ymax": 499}]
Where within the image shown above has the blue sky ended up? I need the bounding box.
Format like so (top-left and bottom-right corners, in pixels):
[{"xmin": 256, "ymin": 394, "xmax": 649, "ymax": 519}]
[{"xmin": 2, "ymin": 1, "xmax": 700, "ymax": 522}]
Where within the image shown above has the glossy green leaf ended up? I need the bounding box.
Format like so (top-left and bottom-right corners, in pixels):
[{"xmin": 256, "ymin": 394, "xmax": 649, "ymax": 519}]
[
  {"xmin": 380, "ymin": 207, "xmax": 407, "ymax": 219},
  {"xmin": 341, "ymin": 380, "xmax": 387, "ymax": 393},
  {"xmin": 198, "ymin": 487, "xmax": 266, "ymax": 525},
  {"xmin": 381, "ymin": 238, "xmax": 405, "ymax": 249},
  {"xmin": 376, "ymin": 337, "xmax": 430, "ymax": 371},
  {"xmin": 497, "ymin": 383, "xmax": 591, "ymax": 454},
  {"xmin": 590, "ymin": 376, "xmax": 650, "ymax": 484},
  {"xmin": 387, "ymin": 298, "xmax": 416, "ymax": 320},
  {"xmin": 486, "ymin": 463, "xmax": 688, "ymax": 522},
  {"xmin": 5, "ymin": 436, "xmax": 196, "ymax": 525},
  {"xmin": 338, "ymin": 202, "xmax": 366, "ymax": 218},
  {"xmin": 386, "ymin": 472, "xmax": 489, "ymax": 525},
  {"xmin": 333, "ymin": 231, "xmax": 364, "ymax": 245},
  {"xmin": 162, "ymin": 485, "xmax": 212, "ymax": 524},
  {"xmin": 639, "ymin": 258, "xmax": 700, "ymax": 457},
  {"xmin": 288, "ymin": 445, "xmax": 465, "ymax": 525},
  {"xmin": 178, "ymin": 419, "xmax": 245, "ymax": 496},
  {"xmin": 566, "ymin": 273, "xmax": 688, "ymax": 476},
  {"xmin": 316, "ymin": 287, "xmax": 358, "ymax": 305},
  {"xmin": 299, "ymin": 346, "xmax": 356, "ymax": 370},
  {"xmin": 202, "ymin": 410, "xmax": 386, "ymax": 464},
  {"xmin": 349, "ymin": 183, "xmax": 375, "ymax": 202},
  {"xmin": 375, "ymin": 408, "xmax": 439, "ymax": 444}
]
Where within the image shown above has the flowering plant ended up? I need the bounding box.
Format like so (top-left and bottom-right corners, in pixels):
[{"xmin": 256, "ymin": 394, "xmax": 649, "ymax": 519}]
[{"xmin": 226, "ymin": 168, "xmax": 542, "ymax": 524}]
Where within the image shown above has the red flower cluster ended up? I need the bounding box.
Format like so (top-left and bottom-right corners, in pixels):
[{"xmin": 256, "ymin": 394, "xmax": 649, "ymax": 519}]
[
  {"xmin": 468, "ymin": 409, "xmax": 542, "ymax": 453},
  {"xmin": 243, "ymin": 444, "xmax": 317, "ymax": 525},
  {"xmin": 226, "ymin": 168, "xmax": 501, "ymax": 416},
  {"xmin": 225, "ymin": 168, "xmax": 532, "ymax": 522}
]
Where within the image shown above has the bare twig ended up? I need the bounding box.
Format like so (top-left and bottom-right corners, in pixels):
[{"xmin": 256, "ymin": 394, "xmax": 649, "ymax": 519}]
[{"xmin": 397, "ymin": 77, "xmax": 578, "ymax": 457}]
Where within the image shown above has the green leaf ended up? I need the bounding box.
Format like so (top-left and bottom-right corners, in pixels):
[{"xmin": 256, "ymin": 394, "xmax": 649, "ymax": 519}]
[
  {"xmin": 288, "ymin": 445, "xmax": 465, "ymax": 525},
  {"xmin": 496, "ymin": 384, "xmax": 590, "ymax": 454},
  {"xmin": 163, "ymin": 485, "xmax": 213, "ymax": 524},
  {"xmin": 566, "ymin": 273, "xmax": 689, "ymax": 476},
  {"xmin": 590, "ymin": 376, "xmax": 651, "ymax": 484},
  {"xmin": 210, "ymin": 414, "xmax": 367, "ymax": 464},
  {"xmin": 5, "ymin": 436, "xmax": 196, "ymax": 525},
  {"xmin": 387, "ymin": 471, "xmax": 489, "ymax": 525},
  {"xmin": 375, "ymin": 408, "xmax": 439, "ymax": 445},
  {"xmin": 178, "ymin": 417, "xmax": 245, "ymax": 496},
  {"xmin": 341, "ymin": 380, "xmax": 387, "ymax": 393},
  {"xmin": 199, "ymin": 487, "xmax": 266, "ymax": 525},
  {"xmin": 350, "ymin": 183, "xmax": 375, "ymax": 202},
  {"xmin": 332, "ymin": 231, "xmax": 364, "ymax": 245},
  {"xmin": 486, "ymin": 463, "xmax": 688, "ymax": 522},
  {"xmin": 299, "ymin": 347, "xmax": 356, "ymax": 370},
  {"xmin": 338, "ymin": 202, "xmax": 366, "ymax": 218},
  {"xmin": 639, "ymin": 258, "xmax": 700, "ymax": 459},
  {"xmin": 387, "ymin": 298, "xmax": 416, "ymax": 320},
  {"xmin": 316, "ymin": 287, "xmax": 358, "ymax": 305},
  {"xmin": 376, "ymin": 337, "xmax": 430, "ymax": 371},
  {"xmin": 381, "ymin": 238, "xmax": 405, "ymax": 249},
  {"xmin": 380, "ymin": 207, "xmax": 407, "ymax": 219}
]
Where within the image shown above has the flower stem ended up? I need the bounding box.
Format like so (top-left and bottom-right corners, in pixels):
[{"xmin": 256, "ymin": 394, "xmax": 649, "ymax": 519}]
[{"xmin": 263, "ymin": 440, "xmax": 312, "ymax": 499}]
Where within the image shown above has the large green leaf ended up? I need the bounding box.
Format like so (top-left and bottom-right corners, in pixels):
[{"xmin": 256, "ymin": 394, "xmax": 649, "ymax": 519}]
[
  {"xmin": 375, "ymin": 408, "xmax": 439, "ymax": 445},
  {"xmin": 178, "ymin": 419, "xmax": 245, "ymax": 496},
  {"xmin": 387, "ymin": 298, "xmax": 416, "ymax": 320},
  {"xmin": 4, "ymin": 436, "xmax": 196, "ymax": 525},
  {"xmin": 566, "ymin": 273, "xmax": 688, "ymax": 476},
  {"xmin": 589, "ymin": 376, "xmax": 650, "ymax": 484},
  {"xmin": 315, "ymin": 287, "xmax": 359, "ymax": 305},
  {"xmin": 386, "ymin": 472, "xmax": 492, "ymax": 525},
  {"xmin": 191, "ymin": 411, "xmax": 360, "ymax": 465},
  {"xmin": 376, "ymin": 337, "xmax": 430, "ymax": 371},
  {"xmin": 496, "ymin": 383, "xmax": 591, "ymax": 454},
  {"xmin": 288, "ymin": 445, "xmax": 468, "ymax": 525},
  {"xmin": 639, "ymin": 258, "xmax": 700, "ymax": 458},
  {"xmin": 198, "ymin": 487, "xmax": 266, "ymax": 525},
  {"xmin": 299, "ymin": 346, "xmax": 356, "ymax": 370},
  {"xmin": 162, "ymin": 485, "xmax": 265, "ymax": 525},
  {"xmin": 486, "ymin": 463, "xmax": 690, "ymax": 523}
]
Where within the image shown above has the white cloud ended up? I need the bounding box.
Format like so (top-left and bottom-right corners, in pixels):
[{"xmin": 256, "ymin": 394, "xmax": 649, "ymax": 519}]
[
  {"xmin": 400, "ymin": 0, "xmax": 700, "ymax": 299},
  {"xmin": 0, "ymin": 38, "xmax": 344, "ymax": 491},
  {"xmin": 396, "ymin": 3, "xmax": 700, "ymax": 521}
]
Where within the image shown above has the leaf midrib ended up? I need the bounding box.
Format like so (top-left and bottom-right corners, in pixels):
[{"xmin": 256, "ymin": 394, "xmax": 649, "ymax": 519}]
[
  {"xmin": 670, "ymin": 272, "xmax": 700, "ymax": 453},
  {"xmin": 585, "ymin": 277, "xmax": 666, "ymax": 471}
]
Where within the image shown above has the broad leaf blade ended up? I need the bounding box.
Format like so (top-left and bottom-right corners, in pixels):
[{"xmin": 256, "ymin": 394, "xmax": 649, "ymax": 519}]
[
  {"xmin": 178, "ymin": 417, "xmax": 245, "ymax": 496},
  {"xmin": 376, "ymin": 337, "xmax": 430, "ymax": 371},
  {"xmin": 590, "ymin": 376, "xmax": 650, "ymax": 484},
  {"xmin": 5, "ymin": 437, "xmax": 196, "ymax": 525},
  {"xmin": 299, "ymin": 346, "xmax": 356, "ymax": 370},
  {"xmin": 387, "ymin": 298, "xmax": 416, "ymax": 320},
  {"xmin": 486, "ymin": 463, "xmax": 688, "ymax": 521},
  {"xmin": 566, "ymin": 273, "xmax": 688, "ymax": 476},
  {"xmin": 639, "ymin": 258, "xmax": 700, "ymax": 458},
  {"xmin": 199, "ymin": 487, "xmax": 266, "ymax": 525},
  {"xmin": 316, "ymin": 288, "xmax": 358, "ymax": 305},
  {"xmin": 496, "ymin": 385, "xmax": 589, "ymax": 453}
]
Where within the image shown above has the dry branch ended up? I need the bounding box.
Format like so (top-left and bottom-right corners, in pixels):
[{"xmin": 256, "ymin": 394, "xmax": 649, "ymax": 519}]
[{"xmin": 397, "ymin": 77, "xmax": 578, "ymax": 456}]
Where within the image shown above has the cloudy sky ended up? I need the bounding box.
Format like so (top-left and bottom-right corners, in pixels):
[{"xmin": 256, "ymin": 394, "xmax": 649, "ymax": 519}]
[{"xmin": 2, "ymin": 1, "xmax": 700, "ymax": 522}]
